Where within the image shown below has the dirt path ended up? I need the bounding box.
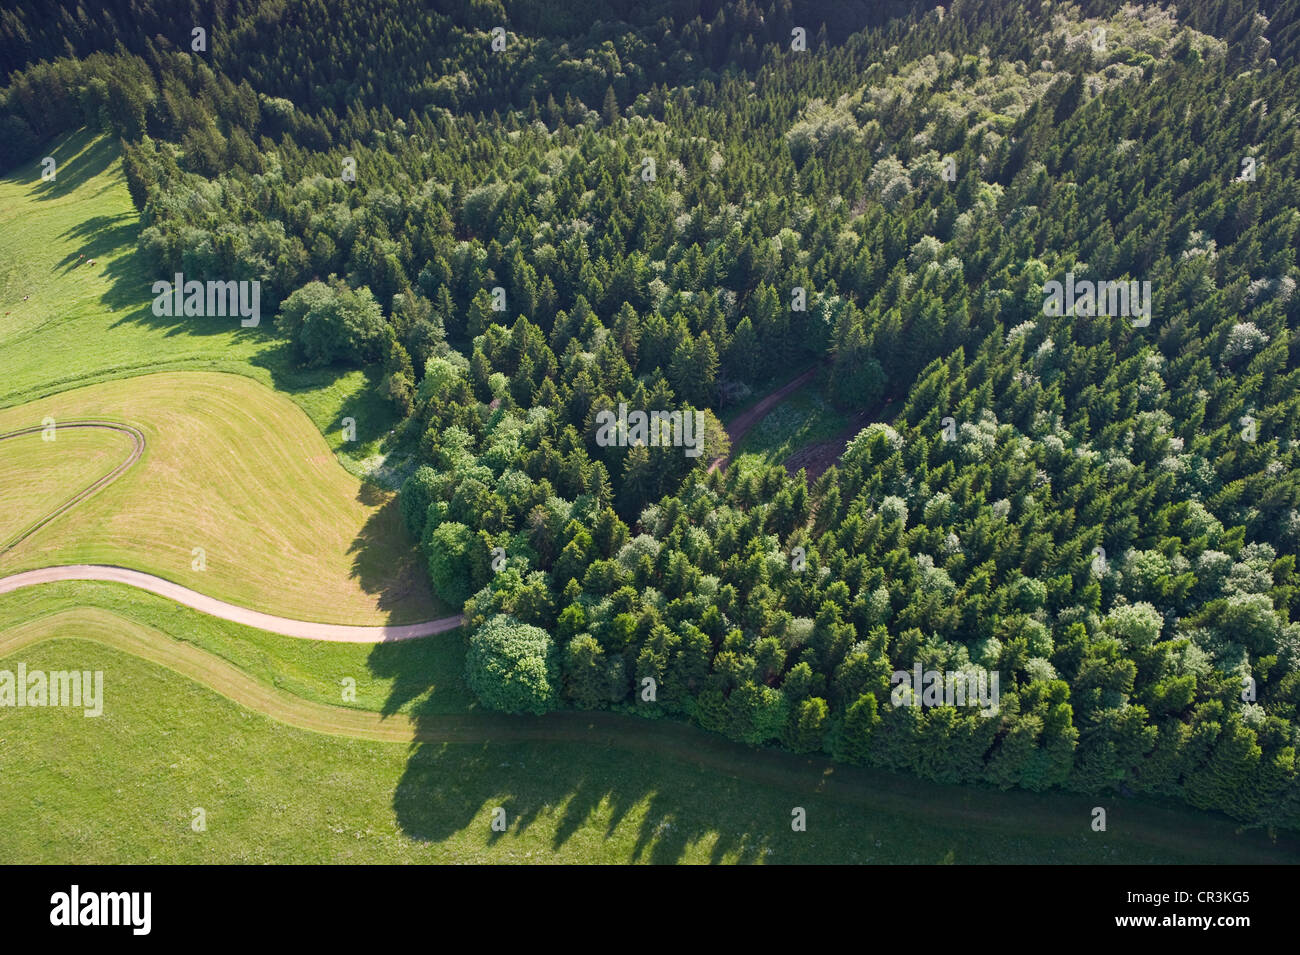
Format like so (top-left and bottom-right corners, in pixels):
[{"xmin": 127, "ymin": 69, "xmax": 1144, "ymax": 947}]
[
  {"xmin": 0, "ymin": 420, "xmax": 144, "ymax": 554},
  {"xmin": 782, "ymin": 396, "xmax": 898, "ymax": 481},
  {"xmin": 4, "ymin": 606, "xmax": 1295, "ymax": 862},
  {"xmin": 0, "ymin": 565, "xmax": 463, "ymax": 642},
  {"xmin": 708, "ymin": 364, "xmax": 823, "ymax": 473}
]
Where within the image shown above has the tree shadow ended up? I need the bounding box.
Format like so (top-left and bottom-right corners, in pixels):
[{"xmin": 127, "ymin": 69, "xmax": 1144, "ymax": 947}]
[
  {"xmin": 77, "ymin": 190, "xmax": 264, "ymax": 343},
  {"xmin": 57, "ymin": 214, "xmax": 139, "ymax": 273},
  {"xmin": 373, "ymin": 648, "xmax": 1300, "ymax": 863},
  {"xmin": 346, "ymin": 486, "xmax": 442, "ymax": 620},
  {"xmin": 25, "ymin": 127, "xmax": 121, "ymax": 201},
  {"xmin": 385, "ymin": 706, "xmax": 781, "ymax": 863},
  {"xmin": 99, "ymin": 256, "xmax": 274, "ymax": 341}
]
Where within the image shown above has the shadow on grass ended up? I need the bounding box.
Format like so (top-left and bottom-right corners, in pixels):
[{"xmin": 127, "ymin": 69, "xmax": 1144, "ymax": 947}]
[
  {"xmin": 386, "ymin": 704, "xmax": 791, "ymax": 863},
  {"xmin": 378, "ymin": 691, "xmax": 1300, "ymax": 862},
  {"xmin": 99, "ymin": 250, "xmax": 275, "ymax": 341},
  {"xmin": 365, "ymin": 624, "xmax": 473, "ymax": 718},
  {"xmin": 248, "ymin": 346, "xmax": 397, "ymax": 433},
  {"xmin": 346, "ymin": 485, "xmax": 442, "ymax": 620},
  {"xmin": 58, "ymin": 213, "xmax": 139, "ymax": 273},
  {"xmin": 389, "ymin": 734, "xmax": 775, "ymax": 863},
  {"xmin": 26, "ymin": 128, "xmax": 121, "ymax": 201}
]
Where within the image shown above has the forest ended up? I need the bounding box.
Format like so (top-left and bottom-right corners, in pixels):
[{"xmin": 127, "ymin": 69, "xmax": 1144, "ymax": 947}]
[{"xmin": 4, "ymin": 0, "xmax": 1300, "ymax": 832}]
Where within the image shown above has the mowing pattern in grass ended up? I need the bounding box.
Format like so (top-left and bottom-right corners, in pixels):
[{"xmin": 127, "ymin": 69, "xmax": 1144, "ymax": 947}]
[
  {"xmin": 0, "ymin": 372, "xmax": 440, "ymax": 623},
  {"xmin": 0, "ymin": 425, "xmax": 135, "ymax": 548}
]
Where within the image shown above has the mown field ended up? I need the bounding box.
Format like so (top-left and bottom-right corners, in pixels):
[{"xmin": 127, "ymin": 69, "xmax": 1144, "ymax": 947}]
[
  {"xmin": 0, "ymin": 580, "xmax": 470, "ymax": 716},
  {"xmin": 0, "ymin": 130, "xmax": 404, "ymax": 483},
  {"xmin": 0, "ymin": 425, "xmax": 135, "ymax": 547},
  {"xmin": 0, "ymin": 372, "xmax": 441, "ymax": 623}
]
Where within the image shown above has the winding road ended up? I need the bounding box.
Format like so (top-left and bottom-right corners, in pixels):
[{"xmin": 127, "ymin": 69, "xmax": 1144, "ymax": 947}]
[
  {"xmin": 0, "ymin": 419, "xmax": 463, "ymax": 642},
  {"xmin": 0, "ymin": 368, "xmax": 868, "ymax": 642},
  {"xmin": 0, "ymin": 565, "xmax": 463, "ymax": 641},
  {"xmin": 3, "ymin": 405, "xmax": 1297, "ymax": 862}
]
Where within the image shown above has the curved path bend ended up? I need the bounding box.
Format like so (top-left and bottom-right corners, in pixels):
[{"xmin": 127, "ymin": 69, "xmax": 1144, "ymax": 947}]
[
  {"xmin": 0, "ymin": 565, "xmax": 463, "ymax": 642},
  {"xmin": 1, "ymin": 418, "xmax": 460, "ymax": 642},
  {"xmin": 0, "ymin": 420, "xmax": 145, "ymax": 555}
]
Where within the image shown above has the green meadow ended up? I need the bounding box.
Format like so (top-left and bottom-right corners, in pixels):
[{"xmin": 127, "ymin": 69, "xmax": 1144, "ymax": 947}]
[
  {"xmin": 0, "ymin": 130, "xmax": 401, "ymax": 482},
  {"xmin": 1, "ymin": 583, "xmax": 1296, "ymax": 864}
]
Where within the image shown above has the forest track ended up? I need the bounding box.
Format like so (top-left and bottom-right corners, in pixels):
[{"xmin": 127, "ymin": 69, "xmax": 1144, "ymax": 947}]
[
  {"xmin": 782, "ymin": 396, "xmax": 899, "ymax": 482},
  {"xmin": 708, "ymin": 364, "xmax": 823, "ymax": 473}
]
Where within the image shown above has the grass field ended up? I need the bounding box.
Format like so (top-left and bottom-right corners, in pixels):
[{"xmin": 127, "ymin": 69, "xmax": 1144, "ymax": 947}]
[
  {"xmin": 0, "ymin": 372, "xmax": 440, "ymax": 623},
  {"xmin": 0, "ymin": 580, "xmax": 471, "ymax": 716},
  {"xmin": 0, "ymin": 129, "xmax": 407, "ymax": 485},
  {"xmin": 2, "ymin": 590, "xmax": 1297, "ymax": 864},
  {"xmin": 0, "ymin": 425, "xmax": 136, "ymax": 547}
]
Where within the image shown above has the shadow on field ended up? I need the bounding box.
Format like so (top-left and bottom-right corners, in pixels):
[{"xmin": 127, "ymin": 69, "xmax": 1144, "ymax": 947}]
[
  {"xmin": 99, "ymin": 249, "xmax": 272, "ymax": 341},
  {"xmin": 251, "ymin": 346, "xmax": 397, "ymax": 439},
  {"xmin": 346, "ymin": 484, "xmax": 440, "ymax": 619},
  {"xmin": 369, "ymin": 618, "xmax": 1300, "ymax": 862},
  {"xmin": 27, "ymin": 128, "xmax": 120, "ymax": 200},
  {"xmin": 375, "ymin": 689, "xmax": 1300, "ymax": 862},
  {"xmin": 366, "ymin": 622, "xmax": 805, "ymax": 861},
  {"xmin": 383, "ymin": 700, "xmax": 792, "ymax": 863},
  {"xmin": 387, "ymin": 733, "xmax": 775, "ymax": 863},
  {"xmin": 58, "ymin": 213, "xmax": 138, "ymax": 273}
]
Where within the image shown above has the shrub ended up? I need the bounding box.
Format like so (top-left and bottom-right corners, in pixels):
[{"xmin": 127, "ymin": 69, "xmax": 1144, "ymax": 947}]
[{"xmin": 465, "ymin": 614, "xmax": 559, "ymax": 715}]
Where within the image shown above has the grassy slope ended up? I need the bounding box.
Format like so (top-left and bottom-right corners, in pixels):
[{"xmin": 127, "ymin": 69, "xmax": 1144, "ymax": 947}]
[
  {"xmin": 0, "ymin": 129, "xmax": 402, "ymax": 482},
  {"xmin": 0, "ymin": 426, "xmax": 135, "ymax": 544},
  {"xmin": 0, "ymin": 372, "xmax": 441, "ymax": 622}
]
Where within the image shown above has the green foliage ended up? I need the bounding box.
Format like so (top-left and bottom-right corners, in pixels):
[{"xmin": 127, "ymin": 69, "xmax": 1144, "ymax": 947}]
[
  {"xmin": 464, "ymin": 614, "xmax": 559, "ymax": 715},
  {"xmin": 837, "ymin": 692, "xmax": 881, "ymax": 765},
  {"xmin": 399, "ymin": 465, "xmax": 441, "ymax": 538},
  {"xmin": 785, "ymin": 697, "xmax": 830, "ymax": 754},
  {"xmin": 277, "ymin": 281, "xmax": 387, "ymax": 368},
  {"xmin": 10, "ymin": 0, "xmax": 1300, "ymax": 832},
  {"xmin": 424, "ymin": 521, "xmax": 480, "ymax": 607}
]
